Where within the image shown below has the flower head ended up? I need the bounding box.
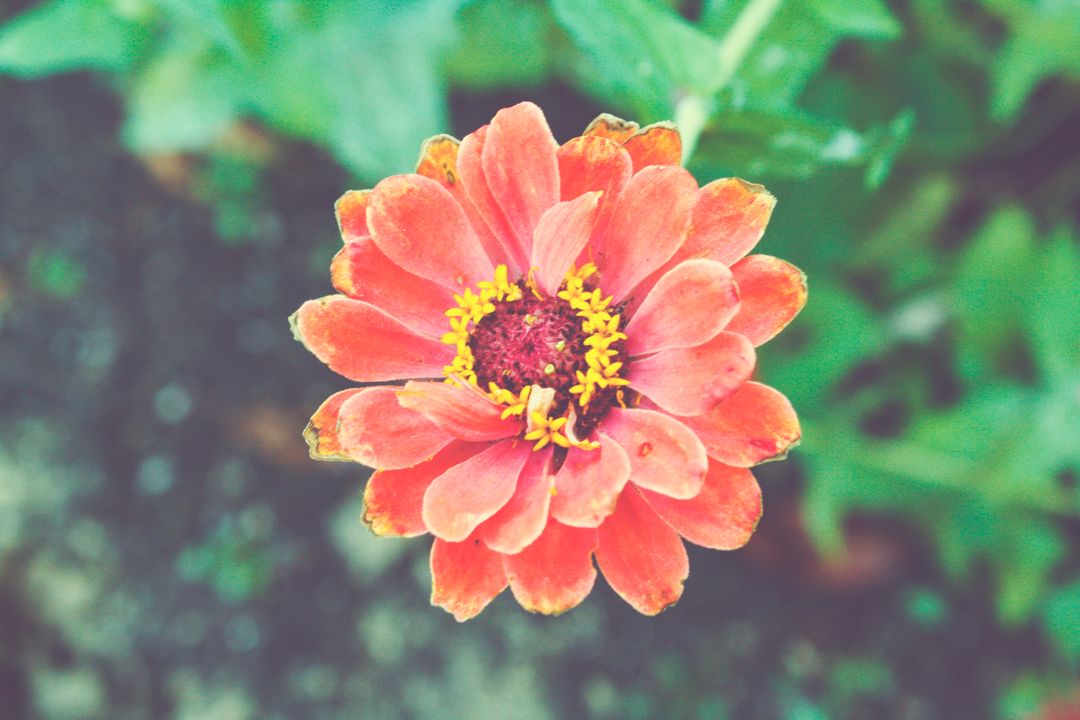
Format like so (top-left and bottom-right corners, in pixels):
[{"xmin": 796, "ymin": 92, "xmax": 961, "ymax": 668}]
[{"xmin": 292, "ymin": 103, "xmax": 806, "ymax": 620}]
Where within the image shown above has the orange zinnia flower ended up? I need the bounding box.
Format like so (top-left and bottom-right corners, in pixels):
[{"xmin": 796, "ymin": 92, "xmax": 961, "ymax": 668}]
[{"xmin": 292, "ymin": 102, "xmax": 805, "ymax": 620}]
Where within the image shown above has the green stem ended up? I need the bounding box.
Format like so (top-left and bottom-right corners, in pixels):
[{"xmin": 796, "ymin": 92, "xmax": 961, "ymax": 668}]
[{"xmin": 680, "ymin": 0, "xmax": 784, "ymax": 161}]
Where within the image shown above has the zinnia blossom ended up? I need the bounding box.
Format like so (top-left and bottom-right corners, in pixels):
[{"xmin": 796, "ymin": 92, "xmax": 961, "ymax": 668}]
[{"xmin": 291, "ymin": 102, "xmax": 805, "ymax": 620}]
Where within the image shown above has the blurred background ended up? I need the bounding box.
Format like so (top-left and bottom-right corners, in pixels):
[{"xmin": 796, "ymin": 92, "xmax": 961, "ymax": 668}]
[{"xmin": 0, "ymin": 0, "xmax": 1078, "ymax": 718}]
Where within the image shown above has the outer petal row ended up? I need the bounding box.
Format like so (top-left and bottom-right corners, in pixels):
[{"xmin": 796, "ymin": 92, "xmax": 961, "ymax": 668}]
[
  {"xmin": 680, "ymin": 381, "xmax": 801, "ymax": 466},
  {"xmin": 726, "ymin": 255, "xmax": 808, "ymax": 346},
  {"xmin": 330, "ymin": 236, "xmax": 453, "ymax": 339},
  {"xmin": 596, "ymin": 488, "xmax": 688, "ymax": 616},
  {"xmin": 291, "ymin": 296, "xmax": 450, "ymax": 382},
  {"xmin": 640, "ymin": 460, "xmax": 761, "ymax": 550}
]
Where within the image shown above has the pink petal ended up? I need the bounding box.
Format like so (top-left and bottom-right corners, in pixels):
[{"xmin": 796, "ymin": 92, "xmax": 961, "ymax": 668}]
[
  {"xmin": 430, "ymin": 534, "xmax": 508, "ymax": 621},
  {"xmin": 622, "ymin": 123, "xmax": 682, "ymax": 171},
  {"xmin": 363, "ymin": 442, "xmax": 486, "ymax": 537},
  {"xmin": 291, "ymin": 296, "xmax": 450, "ymax": 382},
  {"xmin": 303, "ymin": 388, "xmax": 364, "ymax": 461},
  {"xmin": 628, "ymin": 331, "xmax": 756, "ymax": 416},
  {"xmin": 726, "ymin": 255, "xmax": 808, "ymax": 346},
  {"xmin": 680, "ymin": 381, "xmax": 801, "ymax": 466},
  {"xmin": 592, "ymin": 165, "xmax": 697, "ymax": 302},
  {"xmin": 397, "ymin": 381, "xmax": 521, "ymax": 442},
  {"xmin": 601, "ymin": 408, "xmax": 707, "ymax": 499},
  {"xmin": 458, "ymin": 126, "xmax": 527, "ymax": 274},
  {"xmin": 681, "ymin": 178, "xmax": 776, "ymax": 267},
  {"xmin": 422, "ymin": 440, "xmax": 531, "ymax": 542},
  {"xmin": 624, "ymin": 259, "xmax": 740, "ymax": 356},
  {"xmin": 335, "ymin": 189, "xmax": 371, "ymax": 241},
  {"xmin": 483, "ymin": 102, "xmax": 559, "ymax": 264},
  {"xmin": 596, "ymin": 487, "xmax": 688, "ymax": 615},
  {"xmin": 550, "ymin": 434, "xmax": 631, "ymax": 527},
  {"xmin": 481, "ymin": 449, "xmax": 555, "ymax": 554},
  {"xmin": 368, "ymin": 173, "xmax": 495, "ymax": 292},
  {"xmin": 330, "ymin": 236, "xmax": 454, "ymax": 338},
  {"xmin": 504, "ymin": 520, "xmax": 598, "ymax": 615},
  {"xmin": 336, "ymin": 387, "xmax": 453, "ymax": 470},
  {"xmin": 530, "ymin": 192, "xmax": 603, "ymax": 296},
  {"xmin": 416, "ymin": 134, "xmax": 514, "ymax": 271},
  {"xmin": 640, "ymin": 461, "xmax": 762, "ymax": 549}
]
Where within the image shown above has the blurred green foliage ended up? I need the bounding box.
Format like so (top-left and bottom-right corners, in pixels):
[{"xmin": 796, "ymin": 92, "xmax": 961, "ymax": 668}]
[{"xmin": 2, "ymin": 0, "xmax": 1079, "ymax": 715}]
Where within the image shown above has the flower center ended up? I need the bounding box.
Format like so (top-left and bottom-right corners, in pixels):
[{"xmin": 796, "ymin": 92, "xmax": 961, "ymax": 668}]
[{"xmin": 440, "ymin": 264, "xmax": 631, "ymax": 450}]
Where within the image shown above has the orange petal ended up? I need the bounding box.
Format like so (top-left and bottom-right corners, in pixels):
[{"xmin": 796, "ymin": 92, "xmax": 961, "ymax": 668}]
[
  {"xmin": 397, "ymin": 381, "xmax": 521, "ymax": 442},
  {"xmin": 336, "ymin": 387, "xmax": 453, "ymax": 470},
  {"xmin": 725, "ymin": 255, "xmax": 807, "ymax": 346},
  {"xmin": 628, "ymin": 331, "xmax": 756, "ymax": 416},
  {"xmin": 417, "ymin": 133, "xmax": 513, "ymax": 270},
  {"xmin": 334, "ymin": 189, "xmax": 371, "ymax": 241},
  {"xmin": 681, "ymin": 178, "xmax": 775, "ymax": 267},
  {"xmin": 290, "ymin": 296, "xmax": 450, "ymax": 382},
  {"xmin": 623, "ymin": 123, "xmax": 682, "ymax": 171},
  {"xmin": 431, "ymin": 533, "xmax": 508, "ymax": 621},
  {"xmin": 680, "ymin": 381, "xmax": 801, "ymax": 467},
  {"xmin": 422, "ymin": 440, "xmax": 531, "ymax": 542},
  {"xmin": 330, "ymin": 236, "xmax": 454, "ymax": 338},
  {"xmin": 583, "ymin": 113, "xmax": 640, "ymax": 144},
  {"xmin": 602, "ymin": 408, "xmax": 707, "ymax": 499},
  {"xmin": 481, "ymin": 449, "xmax": 555, "ymax": 554},
  {"xmin": 483, "ymin": 102, "xmax": 560, "ymax": 266},
  {"xmin": 368, "ymin": 173, "xmax": 495, "ymax": 291},
  {"xmin": 364, "ymin": 442, "xmax": 486, "ymax": 537},
  {"xmin": 415, "ymin": 134, "xmax": 460, "ymax": 186},
  {"xmin": 303, "ymin": 388, "xmax": 364, "ymax": 461},
  {"xmin": 596, "ymin": 487, "xmax": 688, "ymax": 616},
  {"xmin": 639, "ymin": 461, "xmax": 762, "ymax": 550},
  {"xmin": 550, "ymin": 434, "xmax": 631, "ymax": 528},
  {"xmin": 530, "ymin": 191, "xmax": 603, "ymax": 296},
  {"xmin": 624, "ymin": 259, "xmax": 739, "ymax": 356},
  {"xmin": 557, "ymin": 135, "xmax": 632, "ymax": 252},
  {"xmin": 504, "ymin": 519, "xmax": 598, "ymax": 615},
  {"xmin": 557, "ymin": 135, "xmax": 632, "ymax": 203},
  {"xmin": 593, "ymin": 165, "xmax": 697, "ymax": 302},
  {"xmin": 458, "ymin": 125, "xmax": 527, "ymax": 274}
]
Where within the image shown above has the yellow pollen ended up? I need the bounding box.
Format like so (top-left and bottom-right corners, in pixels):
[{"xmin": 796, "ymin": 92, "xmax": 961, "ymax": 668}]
[{"xmin": 439, "ymin": 262, "xmax": 631, "ymax": 454}]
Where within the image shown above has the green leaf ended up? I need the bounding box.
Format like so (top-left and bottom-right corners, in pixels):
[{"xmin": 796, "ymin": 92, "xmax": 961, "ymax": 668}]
[
  {"xmin": 994, "ymin": 518, "xmax": 1065, "ymax": 625},
  {"xmin": 250, "ymin": 0, "xmax": 460, "ymax": 180},
  {"xmin": 701, "ymin": 0, "xmax": 900, "ymax": 110},
  {"xmin": 953, "ymin": 205, "xmax": 1038, "ymax": 379},
  {"xmin": 123, "ymin": 36, "xmax": 246, "ymax": 152},
  {"xmin": 702, "ymin": 0, "xmax": 837, "ymax": 109},
  {"xmin": 552, "ymin": 0, "xmax": 724, "ymax": 117},
  {"xmin": 149, "ymin": 0, "xmax": 246, "ymax": 59},
  {"xmin": 1026, "ymin": 226, "xmax": 1080, "ymax": 382},
  {"xmin": 988, "ymin": 0, "xmax": 1080, "ymax": 121},
  {"xmin": 807, "ymin": 0, "xmax": 902, "ymax": 40},
  {"xmin": 0, "ymin": 0, "xmax": 144, "ymax": 76},
  {"xmin": 761, "ymin": 281, "xmax": 885, "ymax": 410},
  {"xmin": 445, "ymin": 0, "xmax": 556, "ymax": 88},
  {"xmin": 691, "ymin": 107, "xmax": 868, "ymax": 180},
  {"xmin": 863, "ymin": 107, "xmax": 914, "ymax": 189},
  {"xmin": 1042, "ymin": 579, "xmax": 1080, "ymax": 663}
]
